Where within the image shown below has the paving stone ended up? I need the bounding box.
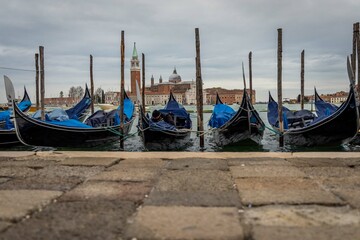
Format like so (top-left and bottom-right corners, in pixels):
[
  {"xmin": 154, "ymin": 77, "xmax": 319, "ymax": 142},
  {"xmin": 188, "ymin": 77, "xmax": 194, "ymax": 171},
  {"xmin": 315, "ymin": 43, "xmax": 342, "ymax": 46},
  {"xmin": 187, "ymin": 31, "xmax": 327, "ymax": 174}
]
[
  {"xmin": 0, "ymin": 167, "xmax": 37, "ymax": 178},
  {"xmin": 333, "ymin": 189, "xmax": 360, "ymax": 208},
  {"xmin": 318, "ymin": 176, "xmax": 360, "ymax": 190},
  {"xmin": 228, "ymin": 157, "xmax": 290, "ymax": 166},
  {"xmin": 125, "ymin": 206, "xmax": 243, "ymax": 239},
  {"xmin": 109, "ymin": 158, "xmax": 166, "ymax": 169},
  {"xmin": 0, "ymin": 175, "xmax": 83, "ymax": 191},
  {"xmin": 286, "ymin": 157, "xmax": 350, "ymax": 167},
  {"xmin": 250, "ymin": 225, "xmax": 360, "ymax": 240},
  {"xmin": 230, "ymin": 165, "xmax": 306, "ymax": 178},
  {"xmin": 144, "ymin": 191, "xmax": 241, "ymax": 207},
  {"xmin": 59, "ymin": 157, "xmax": 120, "ymax": 167},
  {"xmin": 37, "ymin": 165, "xmax": 104, "ymax": 179},
  {"xmin": 60, "ymin": 181, "xmax": 152, "ymax": 203},
  {"xmin": 0, "ymin": 178, "xmax": 9, "ymax": 184},
  {"xmin": 0, "ymin": 152, "xmax": 34, "ymax": 159},
  {"xmin": 0, "ymin": 158, "xmax": 57, "ymax": 168},
  {"xmin": 301, "ymin": 167, "xmax": 359, "ymax": 178},
  {"xmin": 89, "ymin": 167, "xmax": 160, "ymax": 182},
  {"xmin": 166, "ymin": 158, "xmax": 228, "ymax": 170},
  {"xmin": 235, "ymin": 178, "xmax": 343, "ymax": 205},
  {"xmin": 243, "ymin": 205, "xmax": 360, "ymax": 227},
  {"xmin": 155, "ymin": 169, "xmax": 235, "ymax": 192},
  {"xmin": 0, "ymin": 190, "xmax": 62, "ymax": 221},
  {"xmin": 0, "ymin": 221, "xmax": 11, "ymax": 232},
  {"xmin": 0, "ymin": 200, "xmax": 135, "ymax": 240}
]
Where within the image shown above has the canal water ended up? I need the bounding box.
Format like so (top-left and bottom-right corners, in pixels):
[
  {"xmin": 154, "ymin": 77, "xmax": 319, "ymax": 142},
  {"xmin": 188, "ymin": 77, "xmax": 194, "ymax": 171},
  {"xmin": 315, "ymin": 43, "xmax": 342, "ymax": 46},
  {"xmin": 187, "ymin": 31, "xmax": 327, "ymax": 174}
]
[{"xmin": 8, "ymin": 103, "xmax": 360, "ymax": 152}]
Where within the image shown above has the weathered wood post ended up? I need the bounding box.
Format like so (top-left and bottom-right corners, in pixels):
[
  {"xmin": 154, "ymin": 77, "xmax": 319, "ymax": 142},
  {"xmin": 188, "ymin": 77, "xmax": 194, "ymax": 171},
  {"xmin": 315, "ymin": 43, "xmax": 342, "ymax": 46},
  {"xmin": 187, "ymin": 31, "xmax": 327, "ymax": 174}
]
[
  {"xmin": 120, "ymin": 31, "xmax": 125, "ymax": 150},
  {"xmin": 277, "ymin": 28, "xmax": 284, "ymax": 147},
  {"xmin": 355, "ymin": 22, "xmax": 360, "ymax": 94},
  {"xmin": 301, "ymin": 50, "xmax": 305, "ymax": 110},
  {"xmin": 39, "ymin": 46, "xmax": 45, "ymax": 121},
  {"xmin": 35, "ymin": 53, "xmax": 40, "ymax": 110},
  {"xmin": 90, "ymin": 54, "xmax": 94, "ymax": 114},
  {"xmin": 195, "ymin": 28, "xmax": 204, "ymax": 149},
  {"xmin": 142, "ymin": 53, "xmax": 146, "ymax": 113},
  {"xmin": 352, "ymin": 23, "xmax": 357, "ymax": 82},
  {"xmin": 249, "ymin": 51, "xmax": 253, "ymax": 104}
]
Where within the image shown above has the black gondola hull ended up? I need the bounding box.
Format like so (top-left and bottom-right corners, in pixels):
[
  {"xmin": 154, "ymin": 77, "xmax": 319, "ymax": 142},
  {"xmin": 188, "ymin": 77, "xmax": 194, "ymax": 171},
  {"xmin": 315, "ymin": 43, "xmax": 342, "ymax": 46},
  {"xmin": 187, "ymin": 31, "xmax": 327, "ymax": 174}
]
[
  {"xmin": 14, "ymin": 104, "xmax": 134, "ymax": 148},
  {"xmin": 138, "ymin": 115, "xmax": 191, "ymax": 150},
  {"xmin": 0, "ymin": 130, "xmax": 20, "ymax": 147}
]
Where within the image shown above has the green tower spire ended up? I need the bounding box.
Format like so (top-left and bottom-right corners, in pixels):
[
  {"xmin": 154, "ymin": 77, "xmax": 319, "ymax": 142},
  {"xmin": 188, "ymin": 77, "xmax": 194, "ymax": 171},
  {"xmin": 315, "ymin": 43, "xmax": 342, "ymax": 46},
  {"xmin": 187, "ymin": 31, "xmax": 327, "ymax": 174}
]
[{"xmin": 132, "ymin": 42, "xmax": 138, "ymax": 59}]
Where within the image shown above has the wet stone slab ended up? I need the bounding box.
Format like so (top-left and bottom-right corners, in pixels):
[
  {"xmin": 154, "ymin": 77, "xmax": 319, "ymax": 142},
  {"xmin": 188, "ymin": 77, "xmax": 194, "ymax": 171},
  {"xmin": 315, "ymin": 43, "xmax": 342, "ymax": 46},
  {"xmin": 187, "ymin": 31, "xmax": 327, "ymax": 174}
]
[
  {"xmin": 36, "ymin": 165, "xmax": 105, "ymax": 179},
  {"xmin": 144, "ymin": 191, "xmax": 241, "ymax": 207},
  {"xmin": 155, "ymin": 169, "xmax": 235, "ymax": 192},
  {"xmin": 59, "ymin": 157, "xmax": 120, "ymax": 167},
  {"xmin": 166, "ymin": 158, "xmax": 228, "ymax": 171},
  {"xmin": 0, "ymin": 190, "xmax": 62, "ymax": 221},
  {"xmin": 0, "ymin": 200, "xmax": 136, "ymax": 240},
  {"xmin": 0, "ymin": 178, "xmax": 9, "ymax": 184},
  {"xmin": 0, "ymin": 158, "xmax": 58, "ymax": 168},
  {"xmin": 230, "ymin": 165, "xmax": 306, "ymax": 178},
  {"xmin": 125, "ymin": 206, "xmax": 243, "ymax": 240},
  {"xmin": 88, "ymin": 167, "xmax": 160, "ymax": 182},
  {"xmin": 235, "ymin": 177, "xmax": 343, "ymax": 205},
  {"xmin": 60, "ymin": 181, "xmax": 152, "ymax": 203},
  {"xmin": 318, "ymin": 176, "xmax": 360, "ymax": 190}
]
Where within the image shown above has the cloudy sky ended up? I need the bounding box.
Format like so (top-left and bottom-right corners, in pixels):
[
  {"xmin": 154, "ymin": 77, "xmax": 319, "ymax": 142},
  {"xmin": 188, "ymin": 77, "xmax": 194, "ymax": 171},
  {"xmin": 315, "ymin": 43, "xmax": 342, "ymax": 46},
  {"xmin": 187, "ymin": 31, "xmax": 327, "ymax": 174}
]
[{"xmin": 0, "ymin": 0, "xmax": 359, "ymax": 103}]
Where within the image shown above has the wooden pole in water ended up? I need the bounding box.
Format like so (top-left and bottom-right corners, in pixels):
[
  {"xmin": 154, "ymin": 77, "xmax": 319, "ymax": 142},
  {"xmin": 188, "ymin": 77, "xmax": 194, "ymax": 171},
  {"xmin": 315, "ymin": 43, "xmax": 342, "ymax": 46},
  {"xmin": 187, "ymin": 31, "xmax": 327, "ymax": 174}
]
[
  {"xmin": 35, "ymin": 53, "xmax": 40, "ymax": 110},
  {"xmin": 249, "ymin": 51, "xmax": 253, "ymax": 104},
  {"xmin": 300, "ymin": 50, "xmax": 305, "ymax": 110},
  {"xmin": 39, "ymin": 46, "xmax": 45, "ymax": 121},
  {"xmin": 120, "ymin": 31, "xmax": 125, "ymax": 150},
  {"xmin": 195, "ymin": 28, "xmax": 204, "ymax": 149},
  {"xmin": 90, "ymin": 54, "xmax": 94, "ymax": 114},
  {"xmin": 142, "ymin": 53, "xmax": 145, "ymax": 113},
  {"xmin": 355, "ymin": 22, "xmax": 360, "ymax": 94},
  {"xmin": 277, "ymin": 28, "xmax": 284, "ymax": 147},
  {"xmin": 352, "ymin": 23, "xmax": 357, "ymax": 81}
]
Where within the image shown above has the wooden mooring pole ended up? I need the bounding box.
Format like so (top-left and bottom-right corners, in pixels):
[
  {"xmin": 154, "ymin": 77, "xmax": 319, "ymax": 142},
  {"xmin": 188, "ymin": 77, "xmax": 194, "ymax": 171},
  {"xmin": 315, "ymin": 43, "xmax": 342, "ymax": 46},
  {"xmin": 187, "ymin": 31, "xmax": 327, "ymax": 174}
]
[
  {"xmin": 90, "ymin": 54, "xmax": 94, "ymax": 114},
  {"xmin": 301, "ymin": 50, "xmax": 305, "ymax": 110},
  {"xmin": 142, "ymin": 53, "xmax": 145, "ymax": 113},
  {"xmin": 120, "ymin": 31, "xmax": 125, "ymax": 150},
  {"xmin": 277, "ymin": 28, "xmax": 284, "ymax": 147},
  {"xmin": 355, "ymin": 22, "xmax": 360, "ymax": 94},
  {"xmin": 35, "ymin": 53, "xmax": 40, "ymax": 110},
  {"xmin": 249, "ymin": 51, "xmax": 253, "ymax": 104},
  {"xmin": 352, "ymin": 23, "xmax": 357, "ymax": 82},
  {"xmin": 39, "ymin": 46, "xmax": 45, "ymax": 121},
  {"xmin": 195, "ymin": 28, "xmax": 204, "ymax": 149}
]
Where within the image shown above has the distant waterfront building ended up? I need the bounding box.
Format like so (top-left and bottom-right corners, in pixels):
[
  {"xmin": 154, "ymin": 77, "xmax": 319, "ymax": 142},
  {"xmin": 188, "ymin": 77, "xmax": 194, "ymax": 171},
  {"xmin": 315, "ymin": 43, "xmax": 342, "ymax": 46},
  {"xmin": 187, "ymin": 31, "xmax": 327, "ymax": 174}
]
[{"xmin": 205, "ymin": 87, "xmax": 256, "ymax": 105}]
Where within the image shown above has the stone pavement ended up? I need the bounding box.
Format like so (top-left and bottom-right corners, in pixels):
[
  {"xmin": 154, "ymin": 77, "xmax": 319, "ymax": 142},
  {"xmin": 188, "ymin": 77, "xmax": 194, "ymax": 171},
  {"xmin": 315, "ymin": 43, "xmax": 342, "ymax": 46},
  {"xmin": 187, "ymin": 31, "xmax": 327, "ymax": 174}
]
[{"xmin": 0, "ymin": 151, "xmax": 360, "ymax": 240}]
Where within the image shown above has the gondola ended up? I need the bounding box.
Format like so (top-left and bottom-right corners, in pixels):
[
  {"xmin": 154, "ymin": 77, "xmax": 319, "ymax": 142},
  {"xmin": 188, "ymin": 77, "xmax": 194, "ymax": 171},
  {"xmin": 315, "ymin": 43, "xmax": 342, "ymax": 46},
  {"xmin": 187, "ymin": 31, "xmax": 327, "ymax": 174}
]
[
  {"xmin": 267, "ymin": 84, "xmax": 359, "ymax": 146},
  {"xmin": 209, "ymin": 91, "xmax": 265, "ymax": 146},
  {"xmin": 13, "ymin": 92, "xmax": 135, "ymax": 148},
  {"xmin": 0, "ymin": 87, "xmax": 31, "ymax": 146},
  {"xmin": 137, "ymin": 92, "xmax": 192, "ymax": 150}
]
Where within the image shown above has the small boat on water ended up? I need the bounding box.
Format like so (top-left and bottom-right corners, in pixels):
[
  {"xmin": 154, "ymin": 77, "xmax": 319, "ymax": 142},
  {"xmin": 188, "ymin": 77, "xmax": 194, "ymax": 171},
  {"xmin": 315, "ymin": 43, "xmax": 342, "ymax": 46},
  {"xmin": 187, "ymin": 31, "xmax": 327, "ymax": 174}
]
[
  {"xmin": 267, "ymin": 84, "xmax": 359, "ymax": 146},
  {"xmin": 0, "ymin": 87, "xmax": 31, "ymax": 146},
  {"xmin": 209, "ymin": 91, "xmax": 265, "ymax": 146},
  {"xmin": 137, "ymin": 91, "xmax": 192, "ymax": 150},
  {"xmin": 13, "ymin": 92, "xmax": 135, "ymax": 148}
]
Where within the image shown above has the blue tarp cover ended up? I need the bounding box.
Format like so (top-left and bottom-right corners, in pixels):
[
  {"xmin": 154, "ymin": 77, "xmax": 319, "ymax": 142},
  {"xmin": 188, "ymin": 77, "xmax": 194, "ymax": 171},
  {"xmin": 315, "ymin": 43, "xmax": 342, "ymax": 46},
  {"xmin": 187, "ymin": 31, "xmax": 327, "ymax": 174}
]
[
  {"xmin": 208, "ymin": 104, "xmax": 236, "ymax": 128},
  {"xmin": 149, "ymin": 120, "xmax": 177, "ymax": 131},
  {"xmin": 315, "ymin": 99, "xmax": 338, "ymax": 118}
]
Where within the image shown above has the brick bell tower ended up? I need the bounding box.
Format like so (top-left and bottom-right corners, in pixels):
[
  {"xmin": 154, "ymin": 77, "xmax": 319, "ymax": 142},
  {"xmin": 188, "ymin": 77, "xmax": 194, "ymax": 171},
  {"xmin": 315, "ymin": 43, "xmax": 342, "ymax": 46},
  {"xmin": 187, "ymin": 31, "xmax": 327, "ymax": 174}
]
[{"xmin": 130, "ymin": 42, "xmax": 141, "ymax": 95}]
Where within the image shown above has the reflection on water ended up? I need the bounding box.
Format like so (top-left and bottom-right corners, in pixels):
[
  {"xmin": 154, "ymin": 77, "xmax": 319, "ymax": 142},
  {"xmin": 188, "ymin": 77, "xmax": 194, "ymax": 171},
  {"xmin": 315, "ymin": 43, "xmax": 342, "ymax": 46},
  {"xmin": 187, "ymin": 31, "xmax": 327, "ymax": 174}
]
[{"xmin": 5, "ymin": 103, "xmax": 360, "ymax": 152}]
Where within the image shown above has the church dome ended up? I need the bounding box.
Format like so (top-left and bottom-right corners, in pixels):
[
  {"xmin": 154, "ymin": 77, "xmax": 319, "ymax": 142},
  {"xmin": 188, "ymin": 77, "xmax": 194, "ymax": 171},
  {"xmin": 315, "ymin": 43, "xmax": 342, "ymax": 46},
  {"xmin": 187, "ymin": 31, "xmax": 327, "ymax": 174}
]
[{"xmin": 169, "ymin": 67, "xmax": 181, "ymax": 83}]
